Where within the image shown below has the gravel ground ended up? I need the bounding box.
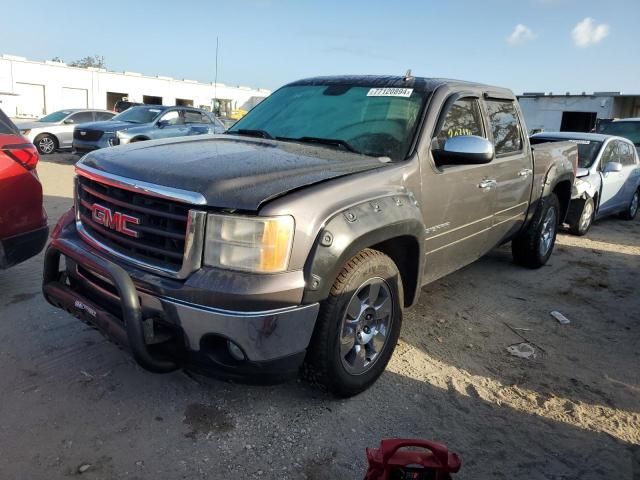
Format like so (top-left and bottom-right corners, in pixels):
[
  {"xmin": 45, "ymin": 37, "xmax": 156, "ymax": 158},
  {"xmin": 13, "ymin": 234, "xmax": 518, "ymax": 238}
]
[{"xmin": 0, "ymin": 152, "xmax": 638, "ymax": 479}]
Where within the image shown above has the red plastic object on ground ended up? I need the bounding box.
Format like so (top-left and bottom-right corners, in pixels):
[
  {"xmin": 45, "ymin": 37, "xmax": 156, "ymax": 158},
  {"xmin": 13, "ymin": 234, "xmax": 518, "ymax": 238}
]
[{"xmin": 364, "ymin": 439, "xmax": 461, "ymax": 480}]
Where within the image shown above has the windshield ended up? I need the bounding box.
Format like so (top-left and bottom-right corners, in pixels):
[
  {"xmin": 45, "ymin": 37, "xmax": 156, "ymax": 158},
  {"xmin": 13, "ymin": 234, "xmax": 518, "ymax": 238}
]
[
  {"xmin": 40, "ymin": 110, "xmax": 72, "ymax": 122},
  {"xmin": 600, "ymin": 121, "xmax": 640, "ymax": 146},
  {"xmin": 229, "ymin": 85, "xmax": 427, "ymax": 160},
  {"xmin": 113, "ymin": 106, "xmax": 164, "ymax": 124}
]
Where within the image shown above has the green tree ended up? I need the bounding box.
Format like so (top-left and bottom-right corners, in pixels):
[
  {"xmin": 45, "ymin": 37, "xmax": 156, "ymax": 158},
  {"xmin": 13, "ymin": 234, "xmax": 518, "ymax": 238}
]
[{"xmin": 68, "ymin": 55, "xmax": 106, "ymax": 69}]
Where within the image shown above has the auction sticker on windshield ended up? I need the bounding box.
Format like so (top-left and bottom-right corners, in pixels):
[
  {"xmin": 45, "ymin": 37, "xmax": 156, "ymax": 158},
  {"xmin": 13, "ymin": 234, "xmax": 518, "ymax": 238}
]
[{"xmin": 367, "ymin": 88, "xmax": 413, "ymax": 97}]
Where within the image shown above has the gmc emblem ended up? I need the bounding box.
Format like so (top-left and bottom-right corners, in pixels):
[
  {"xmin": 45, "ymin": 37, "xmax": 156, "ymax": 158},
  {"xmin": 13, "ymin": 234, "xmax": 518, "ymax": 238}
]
[{"xmin": 91, "ymin": 203, "xmax": 140, "ymax": 238}]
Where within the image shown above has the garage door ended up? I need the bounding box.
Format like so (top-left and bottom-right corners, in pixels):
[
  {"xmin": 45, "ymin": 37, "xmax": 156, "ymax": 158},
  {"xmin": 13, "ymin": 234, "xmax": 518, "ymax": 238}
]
[
  {"xmin": 62, "ymin": 87, "xmax": 88, "ymax": 108},
  {"xmin": 15, "ymin": 82, "xmax": 45, "ymax": 118}
]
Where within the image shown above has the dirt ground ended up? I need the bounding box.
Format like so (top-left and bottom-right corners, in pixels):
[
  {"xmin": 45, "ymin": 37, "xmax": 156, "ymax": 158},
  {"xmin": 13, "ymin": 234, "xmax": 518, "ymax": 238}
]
[{"xmin": 0, "ymin": 152, "xmax": 638, "ymax": 480}]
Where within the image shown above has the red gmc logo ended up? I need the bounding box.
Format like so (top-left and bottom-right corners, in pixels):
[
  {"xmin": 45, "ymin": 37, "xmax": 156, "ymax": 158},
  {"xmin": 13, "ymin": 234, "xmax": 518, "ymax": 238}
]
[{"xmin": 91, "ymin": 203, "xmax": 140, "ymax": 238}]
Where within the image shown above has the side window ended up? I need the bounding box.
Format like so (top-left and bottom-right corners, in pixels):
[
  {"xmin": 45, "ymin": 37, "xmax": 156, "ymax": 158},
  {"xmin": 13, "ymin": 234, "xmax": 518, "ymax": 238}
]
[
  {"xmin": 600, "ymin": 141, "xmax": 618, "ymax": 170},
  {"xmin": 485, "ymin": 100, "xmax": 523, "ymax": 155},
  {"xmin": 184, "ymin": 110, "xmax": 208, "ymax": 124},
  {"xmin": 159, "ymin": 110, "xmax": 181, "ymax": 125},
  {"xmin": 95, "ymin": 112, "xmax": 115, "ymax": 121},
  {"xmin": 618, "ymin": 142, "xmax": 634, "ymax": 166},
  {"xmin": 433, "ymin": 98, "xmax": 484, "ymax": 150},
  {"xmin": 68, "ymin": 111, "xmax": 94, "ymax": 124}
]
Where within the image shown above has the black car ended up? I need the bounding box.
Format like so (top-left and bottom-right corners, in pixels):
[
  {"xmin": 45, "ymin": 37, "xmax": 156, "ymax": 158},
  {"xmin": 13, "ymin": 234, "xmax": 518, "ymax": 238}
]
[{"xmin": 113, "ymin": 100, "xmax": 144, "ymax": 113}]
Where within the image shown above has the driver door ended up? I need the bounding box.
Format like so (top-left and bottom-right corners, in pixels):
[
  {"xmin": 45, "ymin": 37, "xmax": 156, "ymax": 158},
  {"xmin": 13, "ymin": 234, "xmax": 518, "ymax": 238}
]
[
  {"xmin": 59, "ymin": 111, "xmax": 95, "ymax": 147},
  {"xmin": 422, "ymin": 95, "xmax": 497, "ymax": 283},
  {"xmin": 598, "ymin": 140, "xmax": 627, "ymax": 214},
  {"xmin": 154, "ymin": 110, "xmax": 188, "ymax": 139}
]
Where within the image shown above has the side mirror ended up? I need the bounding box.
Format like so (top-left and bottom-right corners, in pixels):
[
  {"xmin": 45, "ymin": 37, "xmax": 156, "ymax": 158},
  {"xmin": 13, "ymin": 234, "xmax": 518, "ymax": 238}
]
[
  {"xmin": 603, "ymin": 161, "xmax": 622, "ymax": 173},
  {"xmin": 156, "ymin": 120, "xmax": 167, "ymax": 128},
  {"xmin": 64, "ymin": 119, "xmax": 74, "ymax": 124},
  {"xmin": 434, "ymin": 135, "xmax": 494, "ymax": 165}
]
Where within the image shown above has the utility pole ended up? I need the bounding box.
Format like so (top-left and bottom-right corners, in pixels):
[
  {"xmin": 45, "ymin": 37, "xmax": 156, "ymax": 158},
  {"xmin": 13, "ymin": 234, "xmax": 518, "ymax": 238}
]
[{"xmin": 213, "ymin": 36, "xmax": 219, "ymax": 115}]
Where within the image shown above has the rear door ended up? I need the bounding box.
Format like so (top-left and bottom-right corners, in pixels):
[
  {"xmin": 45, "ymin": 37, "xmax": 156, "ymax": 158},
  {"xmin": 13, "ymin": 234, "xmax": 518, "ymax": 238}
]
[
  {"xmin": 483, "ymin": 97, "xmax": 532, "ymax": 242},
  {"xmin": 618, "ymin": 140, "xmax": 640, "ymax": 205},
  {"xmin": 183, "ymin": 109, "xmax": 213, "ymax": 135},
  {"xmin": 422, "ymin": 94, "xmax": 497, "ymax": 283},
  {"xmin": 598, "ymin": 140, "xmax": 627, "ymax": 214}
]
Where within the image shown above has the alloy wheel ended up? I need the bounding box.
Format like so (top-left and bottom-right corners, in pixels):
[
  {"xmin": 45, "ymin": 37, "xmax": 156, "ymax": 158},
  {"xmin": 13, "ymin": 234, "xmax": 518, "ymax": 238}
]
[
  {"xmin": 339, "ymin": 277, "xmax": 393, "ymax": 375},
  {"xmin": 38, "ymin": 137, "xmax": 55, "ymax": 154},
  {"xmin": 539, "ymin": 206, "xmax": 557, "ymax": 257},
  {"xmin": 579, "ymin": 200, "xmax": 594, "ymax": 232}
]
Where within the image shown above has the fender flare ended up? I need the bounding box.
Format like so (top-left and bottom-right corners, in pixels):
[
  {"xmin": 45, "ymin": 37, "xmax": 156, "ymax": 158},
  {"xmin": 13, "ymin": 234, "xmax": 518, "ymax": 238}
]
[{"xmin": 302, "ymin": 194, "xmax": 425, "ymax": 306}]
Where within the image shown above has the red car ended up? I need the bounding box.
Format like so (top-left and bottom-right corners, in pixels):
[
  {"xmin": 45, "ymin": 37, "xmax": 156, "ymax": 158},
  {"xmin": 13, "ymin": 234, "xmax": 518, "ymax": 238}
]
[{"xmin": 0, "ymin": 109, "xmax": 48, "ymax": 269}]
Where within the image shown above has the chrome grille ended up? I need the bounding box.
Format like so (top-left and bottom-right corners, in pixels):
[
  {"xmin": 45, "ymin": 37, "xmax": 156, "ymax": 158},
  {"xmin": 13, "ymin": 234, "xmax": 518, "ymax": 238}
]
[
  {"xmin": 75, "ymin": 166, "xmax": 207, "ymax": 279},
  {"xmin": 74, "ymin": 129, "xmax": 103, "ymax": 141}
]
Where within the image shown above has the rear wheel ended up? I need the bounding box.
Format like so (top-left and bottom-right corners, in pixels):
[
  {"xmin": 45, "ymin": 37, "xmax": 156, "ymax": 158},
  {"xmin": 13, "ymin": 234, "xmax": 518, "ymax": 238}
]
[
  {"xmin": 620, "ymin": 189, "xmax": 639, "ymax": 220},
  {"xmin": 569, "ymin": 197, "xmax": 594, "ymax": 236},
  {"xmin": 303, "ymin": 249, "xmax": 403, "ymax": 397},
  {"xmin": 34, "ymin": 134, "xmax": 57, "ymax": 155},
  {"xmin": 512, "ymin": 193, "xmax": 560, "ymax": 268}
]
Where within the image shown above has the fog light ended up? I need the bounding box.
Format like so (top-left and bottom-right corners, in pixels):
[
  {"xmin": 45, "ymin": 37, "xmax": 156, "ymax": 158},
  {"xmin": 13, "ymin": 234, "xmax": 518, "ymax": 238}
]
[{"xmin": 227, "ymin": 340, "xmax": 246, "ymax": 361}]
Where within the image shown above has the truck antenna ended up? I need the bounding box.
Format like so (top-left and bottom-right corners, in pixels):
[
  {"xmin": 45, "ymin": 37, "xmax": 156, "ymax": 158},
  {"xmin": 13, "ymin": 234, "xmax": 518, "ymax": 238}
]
[{"xmin": 404, "ymin": 69, "xmax": 414, "ymax": 81}]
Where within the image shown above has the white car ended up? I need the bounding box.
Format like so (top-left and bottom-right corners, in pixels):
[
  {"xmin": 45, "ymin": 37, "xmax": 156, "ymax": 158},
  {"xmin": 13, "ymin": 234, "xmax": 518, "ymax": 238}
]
[
  {"xmin": 16, "ymin": 109, "xmax": 115, "ymax": 154},
  {"xmin": 531, "ymin": 132, "xmax": 640, "ymax": 235}
]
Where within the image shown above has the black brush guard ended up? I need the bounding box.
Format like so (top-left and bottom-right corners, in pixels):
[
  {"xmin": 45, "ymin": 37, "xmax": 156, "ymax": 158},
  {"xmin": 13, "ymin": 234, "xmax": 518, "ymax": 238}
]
[{"xmin": 42, "ymin": 237, "xmax": 178, "ymax": 373}]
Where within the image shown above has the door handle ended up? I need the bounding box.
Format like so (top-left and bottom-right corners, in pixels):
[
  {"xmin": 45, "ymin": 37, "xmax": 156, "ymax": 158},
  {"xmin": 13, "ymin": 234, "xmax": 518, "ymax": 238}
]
[
  {"xmin": 518, "ymin": 168, "xmax": 533, "ymax": 177},
  {"xmin": 478, "ymin": 179, "xmax": 497, "ymax": 190}
]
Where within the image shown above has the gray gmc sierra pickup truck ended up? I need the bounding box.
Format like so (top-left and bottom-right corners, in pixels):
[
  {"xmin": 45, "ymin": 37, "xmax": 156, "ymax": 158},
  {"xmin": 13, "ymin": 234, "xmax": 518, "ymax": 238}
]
[{"xmin": 43, "ymin": 75, "xmax": 577, "ymax": 396}]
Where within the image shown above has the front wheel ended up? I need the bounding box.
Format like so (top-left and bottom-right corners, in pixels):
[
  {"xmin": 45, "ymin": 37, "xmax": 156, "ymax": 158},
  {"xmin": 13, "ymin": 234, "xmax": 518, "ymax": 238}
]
[
  {"xmin": 512, "ymin": 193, "xmax": 560, "ymax": 268},
  {"xmin": 569, "ymin": 196, "xmax": 594, "ymax": 236},
  {"xmin": 303, "ymin": 249, "xmax": 403, "ymax": 397},
  {"xmin": 620, "ymin": 189, "xmax": 639, "ymax": 220},
  {"xmin": 34, "ymin": 134, "xmax": 57, "ymax": 155}
]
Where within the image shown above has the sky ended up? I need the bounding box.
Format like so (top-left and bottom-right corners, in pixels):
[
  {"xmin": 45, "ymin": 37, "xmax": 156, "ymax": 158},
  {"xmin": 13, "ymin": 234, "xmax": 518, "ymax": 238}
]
[{"xmin": 1, "ymin": 0, "xmax": 638, "ymax": 94}]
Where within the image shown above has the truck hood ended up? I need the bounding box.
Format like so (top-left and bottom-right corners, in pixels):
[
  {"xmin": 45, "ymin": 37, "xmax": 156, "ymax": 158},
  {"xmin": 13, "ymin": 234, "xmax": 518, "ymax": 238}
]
[{"xmin": 79, "ymin": 135, "xmax": 388, "ymax": 210}]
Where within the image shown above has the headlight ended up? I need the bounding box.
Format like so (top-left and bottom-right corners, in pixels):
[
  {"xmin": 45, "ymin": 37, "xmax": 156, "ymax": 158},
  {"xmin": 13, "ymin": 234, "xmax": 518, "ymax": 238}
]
[
  {"xmin": 21, "ymin": 129, "xmax": 31, "ymax": 135},
  {"xmin": 204, "ymin": 214, "xmax": 294, "ymax": 273}
]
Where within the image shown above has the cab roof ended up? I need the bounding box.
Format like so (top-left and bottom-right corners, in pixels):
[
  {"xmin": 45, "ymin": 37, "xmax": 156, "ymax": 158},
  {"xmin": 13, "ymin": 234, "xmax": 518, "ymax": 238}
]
[{"xmin": 286, "ymin": 75, "xmax": 513, "ymax": 97}]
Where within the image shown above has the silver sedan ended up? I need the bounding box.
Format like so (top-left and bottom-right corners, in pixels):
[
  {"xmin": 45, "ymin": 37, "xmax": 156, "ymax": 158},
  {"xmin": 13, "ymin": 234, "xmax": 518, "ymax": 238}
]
[
  {"xmin": 16, "ymin": 109, "xmax": 115, "ymax": 154},
  {"xmin": 531, "ymin": 132, "xmax": 640, "ymax": 235}
]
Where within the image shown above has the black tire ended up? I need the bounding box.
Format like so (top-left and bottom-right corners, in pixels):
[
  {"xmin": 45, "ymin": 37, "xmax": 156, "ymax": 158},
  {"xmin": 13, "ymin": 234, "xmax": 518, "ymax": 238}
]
[
  {"xmin": 620, "ymin": 189, "xmax": 639, "ymax": 220},
  {"xmin": 568, "ymin": 196, "xmax": 594, "ymax": 236},
  {"xmin": 303, "ymin": 248, "xmax": 403, "ymax": 397},
  {"xmin": 512, "ymin": 193, "xmax": 560, "ymax": 268},
  {"xmin": 34, "ymin": 133, "xmax": 58, "ymax": 155}
]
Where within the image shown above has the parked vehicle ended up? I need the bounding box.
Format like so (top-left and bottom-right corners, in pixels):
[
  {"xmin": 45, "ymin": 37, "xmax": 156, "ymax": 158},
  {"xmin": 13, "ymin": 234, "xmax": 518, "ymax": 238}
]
[
  {"xmin": 531, "ymin": 132, "xmax": 640, "ymax": 235},
  {"xmin": 16, "ymin": 109, "xmax": 116, "ymax": 155},
  {"xmin": 72, "ymin": 105, "xmax": 225, "ymax": 152},
  {"xmin": 43, "ymin": 76, "xmax": 576, "ymax": 396},
  {"xmin": 0, "ymin": 109, "xmax": 48, "ymax": 269},
  {"xmin": 599, "ymin": 118, "xmax": 640, "ymax": 152},
  {"xmin": 113, "ymin": 100, "xmax": 144, "ymax": 113}
]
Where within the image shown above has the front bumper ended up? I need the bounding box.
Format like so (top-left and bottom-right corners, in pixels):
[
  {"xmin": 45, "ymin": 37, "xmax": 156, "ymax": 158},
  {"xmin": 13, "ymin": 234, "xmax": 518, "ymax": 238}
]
[
  {"xmin": 42, "ymin": 220, "xmax": 319, "ymax": 380},
  {"xmin": 0, "ymin": 225, "xmax": 49, "ymax": 269},
  {"xmin": 73, "ymin": 135, "xmax": 114, "ymax": 153}
]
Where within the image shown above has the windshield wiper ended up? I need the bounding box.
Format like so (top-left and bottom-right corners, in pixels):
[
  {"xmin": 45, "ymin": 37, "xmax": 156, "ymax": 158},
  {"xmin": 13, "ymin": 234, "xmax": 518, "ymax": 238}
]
[
  {"xmin": 231, "ymin": 128, "xmax": 274, "ymax": 139},
  {"xmin": 276, "ymin": 136, "xmax": 360, "ymax": 154}
]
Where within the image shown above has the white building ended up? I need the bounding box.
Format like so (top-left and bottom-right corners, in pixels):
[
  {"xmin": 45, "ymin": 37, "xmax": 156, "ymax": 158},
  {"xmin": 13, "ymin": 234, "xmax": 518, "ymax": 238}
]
[
  {"xmin": 518, "ymin": 91, "xmax": 640, "ymax": 133},
  {"xmin": 0, "ymin": 54, "xmax": 271, "ymax": 119}
]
